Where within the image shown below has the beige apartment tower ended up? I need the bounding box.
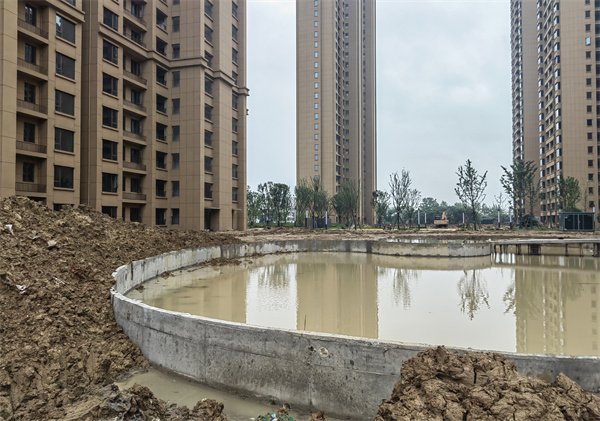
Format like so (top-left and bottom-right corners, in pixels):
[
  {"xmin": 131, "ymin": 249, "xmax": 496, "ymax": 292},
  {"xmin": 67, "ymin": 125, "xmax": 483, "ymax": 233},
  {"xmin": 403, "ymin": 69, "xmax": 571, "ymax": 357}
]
[
  {"xmin": 511, "ymin": 0, "xmax": 599, "ymax": 224},
  {"xmin": 0, "ymin": 0, "xmax": 247, "ymax": 231},
  {"xmin": 296, "ymin": 0, "xmax": 376, "ymax": 224}
]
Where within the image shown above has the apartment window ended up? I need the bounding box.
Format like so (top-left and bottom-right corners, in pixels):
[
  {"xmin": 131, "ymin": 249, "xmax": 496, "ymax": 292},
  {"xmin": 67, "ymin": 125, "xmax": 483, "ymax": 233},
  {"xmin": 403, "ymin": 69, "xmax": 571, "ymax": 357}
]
[
  {"xmin": 204, "ymin": 25, "xmax": 213, "ymax": 43},
  {"xmin": 170, "ymin": 208, "xmax": 179, "ymax": 225},
  {"xmin": 24, "ymin": 44, "xmax": 36, "ymax": 65},
  {"xmin": 55, "ymin": 128, "xmax": 74, "ymax": 152},
  {"xmin": 205, "ymin": 76, "xmax": 214, "ymax": 95},
  {"xmin": 589, "ymin": 174, "xmax": 594, "ymax": 181},
  {"xmin": 131, "ymin": 90, "xmax": 143, "ymax": 105},
  {"xmin": 23, "ymin": 122, "xmax": 35, "ymax": 142},
  {"xmin": 232, "ymin": 164, "xmax": 238, "ymax": 179},
  {"xmin": 232, "ymin": 1, "xmax": 238, "ymax": 19},
  {"xmin": 172, "ymin": 125, "xmax": 180, "ymax": 142},
  {"xmin": 205, "ymin": 0, "xmax": 214, "ymax": 18},
  {"xmin": 232, "ymin": 25, "xmax": 238, "ymax": 41},
  {"xmin": 130, "ymin": 207, "xmax": 142, "ymax": 222},
  {"xmin": 204, "ymin": 182, "xmax": 213, "ymax": 199},
  {"xmin": 102, "ymin": 173, "xmax": 118, "ymax": 193},
  {"xmin": 314, "ymin": 72, "xmax": 319, "ymax": 79},
  {"xmin": 23, "ymin": 83, "xmax": 36, "ymax": 103},
  {"xmin": 156, "ymin": 94, "xmax": 167, "ymax": 113},
  {"xmin": 156, "ymin": 151, "xmax": 167, "ymax": 169},
  {"xmin": 102, "ymin": 140, "xmax": 118, "ymax": 161},
  {"xmin": 55, "ymin": 90, "xmax": 75, "ymax": 116},
  {"xmin": 232, "ymin": 117, "xmax": 238, "ymax": 132},
  {"xmin": 232, "ymin": 93, "xmax": 239, "ymax": 110},
  {"xmin": 131, "ymin": 2, "xmax": 144, "ymax": 18},
  {"xmin": 205, "ymin": 104, "xmax": 213, "ymax": 121},
  {"xmin": 205, "ymin": 130, "xmax": 213, "ymax": 146},
  {"xmin": 156, "ymin": 123, "xmax": 167, "ymax": 141},
  {"xmin": 102, "ymin": 207, "xmax": 117, "ymax": 218},
  {"xmin": 102, "ymin": 73, "xmax": 118, "ymax": 96},
  {"xmin": 172, "ymin": 16, "xmax": 180, "ymax": 32},
  {"xmin": 232, "ymin": 187, "xmax": 239, "ymax": 202},
  {"xmin": 130, "ymin": 177, "xmax": 142, "ymax": 193},
  {"xmin": 232, "ymin": 48, "xmax": 238, "ymax": 64},
  {"xmin": 205, "ymin": 52, "xmax": 213, "ymax": 67},
  {"xmin": 172, "ymin": 44, "xmax": 180, "ymax": 59},
  {"xmin": 156, "ymin": 66, "xmax": 167, "ymax": 85},
  {"xmin": 232, "ymin": 71, "xmax": 238, "ymax": 84},
  {"xmin": 172, "ymin": 181, "xmax": 180, "ymax": 197},
  {"xmin": 156, "ymin": 208, "xmax": 167, "ymax": 225},
  {"xmin": 173, "ymin": 71, "xmax": 180, "ymax": 87},
  {"xmin": 103, "ymin": 8, "xmax": 119, "ymax": 30},
  {"xmin": 232, "ymin": 140, "xmax": 238, "ymax": 155},
  {"xmin": 156, "ymin": 37, "xmax": 167, "ymax": 56},
  {"xmin": 314, "ymin": 113, "xmax": 319, "ymax": 120},
  {"xmin": 586, "ymin": 10, "xmax": 591, "ymax": 18},
  {"xmin": 22, "ymin": 162, "xmax": 35, "ymax": 182},
  {"xmin": 314, "ymin": 31, "xmax": 318, "ymax": 38},
  {"xmin": 131, "ymin": 60, "xmax": 142, "ymax": 76},
  {"xmin": 54, "ymin": 165, "xmax": 74, "ymax": 189},
  {"xmin": 172, "ymin": 98, "xmax": 180, "ymax": 114},
  {"xmin": 56, "ymin": 15, "xmax": 76, "ymax": 43},
  {"xmin": 24, "ymin": 4, "xmax": 36, "ymax": 26},
  {"xmin": 586, "ymin": 36, "xmax": 592, "ymax": 46},
  {"xmin": 56, "ymin": 53, "xmax": 75, "ymax": 79},
  {"xmin": 156, "ymin": 9, "xmax": 168, "ymax": 30},
  {"xmin": 130, "ymin": 118, "xmax": 142, "ymax": 134},
  {"xmin": 103, "ymin": 40, "xmax": 118, "ymax": 64},
  {"xmin": 172, "ymin": 153, "xmax": 180, "ymax": 169},
  {"xmin": 156, "ymin": 180, "xmax": 167, "ymax": 197},
  {"xmin": 589, "ymin": 160, "xmax": 594, "ymax": 167},
  {"xmin": 204, "ymin": 156, "xmax": 213, "ymax": 173},
  {"xmin": 130, "ymin": 147, "xmax": 142, "ymax": 163}
]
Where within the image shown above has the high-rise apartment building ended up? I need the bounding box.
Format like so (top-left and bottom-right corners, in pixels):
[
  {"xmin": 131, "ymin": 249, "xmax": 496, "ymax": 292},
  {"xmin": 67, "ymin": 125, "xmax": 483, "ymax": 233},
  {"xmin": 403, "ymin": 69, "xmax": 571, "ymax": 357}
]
[
  {"xmin": 296, "ymin": 0, "xmax": 376, "ymax": 224},
  {"xmin": 0, "ymin": 0, "xmax": 247, "ymax": 231},
  {"xmin": 511, "ymin": 0, "xmax": 598, "ymax": 224}
]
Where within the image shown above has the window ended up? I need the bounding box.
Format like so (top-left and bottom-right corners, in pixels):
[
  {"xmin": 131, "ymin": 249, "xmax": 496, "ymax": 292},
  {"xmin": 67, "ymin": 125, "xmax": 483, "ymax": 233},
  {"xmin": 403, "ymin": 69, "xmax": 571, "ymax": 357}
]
[
  {"xmin": 55, "ymin": 128, "xmax": 74, "ymax": 152},
  {"xmin": 54, "ymin": 166, "xmax": 74, "ymax": 189},
  {"xmin": 172, "ymin": 153, "xmax": 180, "ymax": 169},
  {"xmin": 205, "ymin": 76, "xmax": 214, "ymax": 95},
  {"xmin": 172, "ymin": 16, "xmax": 180, "ymax": 32},
  {"xmin": 232, "ymin": 1, "xmax": 238, "ymax": 18},
  {"xmin": 314, "ymin": 72, "xmax": 319, "ymax": 79},
  {"xmin": 205, "ymin": 52, "xmax": 213, "ymax": 67},
  {"xmin": 172, "ymin": 126, "xmax": 180, "ymax": 142},
  {"xmin": 102, "ymin": 107, "xmax": 118, "ymax": 128},
  {"xmin": 232, "ymin": 117, "xmax": 238, "ymax": 132},
  {"xmin": 204, "ymin": 182, "xmax": 213, "ymax": 199},
  {"xmin": 24, "ymin": 44, "xmax": 36, "ymax": 65},
  {"xmin": 131, "ymin": 2, "xmax": 144, "ymax": 18},
  {"xmin": 173, "ymin": 71, "xmax": 180, "ymax": 87},
  {"xmin": 130, "ymin": 118, "xmax": 142, "ymax": 134},
  {"xmin": 131, "ymin": 60, "xmax": 142, "ymax": 76},
  {"xmin": 23, "ymin": 122, "xmax": 35, "ymax": 142},
  {"xmin": 103, "ymin": 8, "xmax": 118, "ymax": 30},
  {"xmin": 156, "ymin": 123, "xmax": 167, "ymax": 141},
  {"xmin": 156, "ymin": 66, "xmax": 167, "ymax": 85},
  {"xmin": 205, "ymin": 0, "xmax": 214, "ymax": 18},
  {"xmin": 232, "ymin": 71, "xmax": 238, "ymax": 84},
  {"xmin": 156, "ymin": 180, "xmax": 167, "ymax": 197},
  {"xmin": 172, "ymin": 180, "xmax": 180, "ymax": 197},
  {"xmin": 24, "ymin": 83, "xmax": 36, "ymax": 103},
  {"xmin": 56, "ymin": 15, "xmax": 76, "ymax": 43},
  {"xmin": 156, "ymin": 9, "xmax": 168, "ymax": 30},
  {"xmin": 102, "ymin": 140, "xmax": 118, "ymax": 161},
  {"xmin": 205, "ymin": 130, "xmax": 213, "ymax": 146},
  {"xmin": 232, "ymin": 140, "xmax": 238, "ymax": 155},
  {"xmin": 55, "ymin": 90, "xmax": 75, "ymax": 116},
  {"xmin": 204, "ymin": 25, "xmax": 213, "ymax": 43},
  {"xmin": 156, "ymin": 151, "xmax": 167, "ymax": 169},
  {"xmin": 22, "ymin": 162, "xmax": 35, "ymax": 182},
  {"xmin": 102, "ymin": 173, "xmax": 118, "ymax": 193},
  {"xmin": 172, "ymin": 98, "xmax": 180, "ymax": 114},
  {"xmin": 171, "ymin": 208, "xmax": 180, "ymax": 225},
  {"xmin": 589, "ymin": 160, "xmax": 594, "ymax": 167},
  {"xmin": 156, "ymin": 37, "xmax": 167, "ymax": 55},
  {"xmin": 130, "ymin": 177, "xmax": 142, "ymax": 193},
  {"xmin": 102, "ymin": 207, "xmax": 117, "ymax": 218},
  {"xmin": 102, "ymin": 73, "xmax": 118, "ymax": 96},
  {"xmin": 232, "ymin": 48, "xmax": 238, "ymax": 64},
  {"xmin": 172, "ymin": 44, "xmax": 180, "ymax": 59},
  {"xmin": 103, "ymin": 40, "xmax": 118, "ymax": 64},
  {"xmin": 232, "ymin": 164, "xmax": 238, "ymax": 179},
  {"xmin": 24, "ymin": 4, "xmax": 36, "ymax": 25},
  {"xmin": 232, "ymin": 93, "xmax": 239, "ymax": 110},
  {"xmin": 205, "ymin": 104, "xmax": 213, "ymax": 121},
  {"xmin": 204, "ymin": 156, "xmax": 213, "ymax": 173},
  {"xmin": 56, "ymin": 53, "xmax": 75, "ymax": 79},
  {"xmin": 232, "ymin": 25, "xmax": 238, "ymax": 41},
  {"xmin": 130, "ymin": 147, "xmax": 142, "ymax": 163},
  {"xmin": 156, "ymin": 208, "xmax": 166, "ymax": 225},
  {"xmin": 130, "ymin": 207, "xmax": 142, "ymax": 222},
  {"xmin": 131, "ymin": 90, "xmax": 142, "ymax": 105},
  {"xmin": 156, "ymin": 94, "xmax": 167, "ymax": 113},
  {"xmin": 232, "ymin": 187, "xmax": 238, "ymax": 202}
]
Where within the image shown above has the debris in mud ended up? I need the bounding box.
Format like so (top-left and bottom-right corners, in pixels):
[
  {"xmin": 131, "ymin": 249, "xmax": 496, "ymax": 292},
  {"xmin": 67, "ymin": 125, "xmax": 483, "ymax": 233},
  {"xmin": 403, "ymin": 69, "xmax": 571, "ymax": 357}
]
[{"xmin": 375, "ymin": 346, "xmax": 600, "ymax": 421}]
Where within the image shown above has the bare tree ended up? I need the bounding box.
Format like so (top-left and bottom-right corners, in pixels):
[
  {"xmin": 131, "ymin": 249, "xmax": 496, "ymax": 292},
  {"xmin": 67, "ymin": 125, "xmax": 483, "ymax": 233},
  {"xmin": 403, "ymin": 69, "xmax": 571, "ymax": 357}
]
[
  {"xmin": 389, "ymin": 170, "xmax": 416, "ymax": 229},
  {"xmin": 455, "ymin": 159, "xmax": 487, "ymax": 230}
]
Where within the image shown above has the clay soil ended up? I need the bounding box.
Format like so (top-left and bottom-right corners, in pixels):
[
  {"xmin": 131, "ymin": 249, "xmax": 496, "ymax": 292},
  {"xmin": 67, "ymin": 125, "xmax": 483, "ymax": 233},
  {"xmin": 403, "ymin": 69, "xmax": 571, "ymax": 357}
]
[{"xmin": 2, "ymin": 197, "xmax": 600, "ymax": 420}]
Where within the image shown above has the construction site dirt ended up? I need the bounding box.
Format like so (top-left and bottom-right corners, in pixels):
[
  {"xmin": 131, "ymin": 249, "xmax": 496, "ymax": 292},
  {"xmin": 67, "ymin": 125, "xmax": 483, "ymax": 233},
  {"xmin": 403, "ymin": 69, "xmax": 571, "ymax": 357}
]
[{"xmin": 2, "ymin": 196, "xmax": 600, "ymax": 420}]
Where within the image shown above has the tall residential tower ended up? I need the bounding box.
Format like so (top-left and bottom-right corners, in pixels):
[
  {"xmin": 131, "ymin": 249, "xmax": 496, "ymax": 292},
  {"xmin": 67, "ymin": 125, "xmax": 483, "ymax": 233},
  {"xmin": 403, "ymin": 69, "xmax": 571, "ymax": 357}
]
[
  {"xmin": 511, "ymin": 0, "xmax": 599, "ymax": 223},
  {"xmin": 296, "ymin": 0, "xmax": 376, "ymax": 224}
]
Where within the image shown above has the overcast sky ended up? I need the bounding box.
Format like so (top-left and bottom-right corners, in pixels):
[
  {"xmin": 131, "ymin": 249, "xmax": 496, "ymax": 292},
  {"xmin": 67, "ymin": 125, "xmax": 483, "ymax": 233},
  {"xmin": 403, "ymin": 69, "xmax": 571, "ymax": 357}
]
[{"xmin": 246, "ymin": 0, "xmax": 512, "ymax": 204}]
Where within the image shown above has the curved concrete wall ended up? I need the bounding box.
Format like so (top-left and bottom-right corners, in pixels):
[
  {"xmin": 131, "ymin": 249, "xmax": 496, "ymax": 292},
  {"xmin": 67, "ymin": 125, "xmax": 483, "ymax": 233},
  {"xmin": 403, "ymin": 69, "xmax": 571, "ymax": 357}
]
[{"xmin": 111, "ymin": 239, "xmax": 600, "ymax": 419}]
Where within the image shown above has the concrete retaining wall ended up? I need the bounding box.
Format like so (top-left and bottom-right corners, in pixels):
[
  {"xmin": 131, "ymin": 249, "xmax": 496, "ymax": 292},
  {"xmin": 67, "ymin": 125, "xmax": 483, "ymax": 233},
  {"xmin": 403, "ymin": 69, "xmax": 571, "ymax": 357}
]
[{"xmin": 111, "ymin": 239, "xmax": 600, "ymax": 419}]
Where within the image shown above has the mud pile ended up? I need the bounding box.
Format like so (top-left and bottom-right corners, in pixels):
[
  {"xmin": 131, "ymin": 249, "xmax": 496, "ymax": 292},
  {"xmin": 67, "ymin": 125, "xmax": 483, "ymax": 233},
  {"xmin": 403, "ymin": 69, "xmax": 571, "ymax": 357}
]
[
  {"xmin": 376, "ymin": 347, "xmax": 600, "ymax": 421},
  {"xmin": 0, "ymin": 197, "xmax": 237, "ymax": 420}
]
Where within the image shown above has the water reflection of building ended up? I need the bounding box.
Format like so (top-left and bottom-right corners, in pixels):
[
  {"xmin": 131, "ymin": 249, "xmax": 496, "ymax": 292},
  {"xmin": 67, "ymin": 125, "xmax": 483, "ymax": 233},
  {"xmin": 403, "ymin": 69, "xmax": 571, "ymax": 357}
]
[
  {"xmin": 296, "ymin": 254, "xmax": 378, "ymax": 338},
  {"xmin": 513, "ymin": 256, "xmax": 600, "ymax": 356}
]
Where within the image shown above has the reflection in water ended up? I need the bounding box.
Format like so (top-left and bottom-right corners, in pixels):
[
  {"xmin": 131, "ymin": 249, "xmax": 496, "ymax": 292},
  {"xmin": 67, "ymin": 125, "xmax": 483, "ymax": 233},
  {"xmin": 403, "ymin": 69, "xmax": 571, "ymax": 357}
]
[{"xmin": 128, "ymin": 253, "xmax": 600, "ymax": 357}]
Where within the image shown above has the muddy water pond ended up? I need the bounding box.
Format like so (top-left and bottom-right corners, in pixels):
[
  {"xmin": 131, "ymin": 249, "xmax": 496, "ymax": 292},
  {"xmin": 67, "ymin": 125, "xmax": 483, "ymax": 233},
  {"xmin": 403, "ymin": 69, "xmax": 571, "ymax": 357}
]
[{"xmin": 128, "ymin": 252, "xmax": 600, "ymax": 357}]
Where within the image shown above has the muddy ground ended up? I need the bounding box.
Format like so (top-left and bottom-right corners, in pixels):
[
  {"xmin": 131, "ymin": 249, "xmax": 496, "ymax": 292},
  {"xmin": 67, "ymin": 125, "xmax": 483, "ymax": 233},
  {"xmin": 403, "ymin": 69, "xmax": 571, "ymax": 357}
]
[{"xmin": 1, "ymin": 197, "xmax": 600, "ymax": 420}]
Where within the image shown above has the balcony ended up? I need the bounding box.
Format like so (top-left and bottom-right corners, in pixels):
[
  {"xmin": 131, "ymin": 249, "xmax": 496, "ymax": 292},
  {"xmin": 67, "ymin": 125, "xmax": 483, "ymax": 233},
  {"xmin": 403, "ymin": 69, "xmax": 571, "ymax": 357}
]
[
  {"xmin": 123, "ymin": 70, "xmax": 147, "ymax": 86},
  {"xmin": 123, "ymin": 161, "xmax": 147, "ymax": 171},
  {"xmin": 123, "ymin": 192, "xmax": 147, "ymax": 201},
  {"xmin": 16, "ymin": 141, "xmax": 47, "ymax": 154},
  {"xmin": 17, "ymin": 99, "xmax": 47, "ymax": 115},
  {"xmin": 124, "ymin": 30, "xmax": 146, "ymax": 48},
  {"xmin": 17, "ymin": 58, "xmax": 48, "ymax": 75},
  {"xmin": 16, "ymin": 182, "xmax": 46, "ymax": 193},
  {"xmin": 17, "ymin": 19, "xmax": 48, "ymax": 38},
  {"xmin": 124, "ymin": 8, "xmax": 147, "ymax": 27},
  {"xmin": 123, "ymin": 99, "xmax": 147, "ymax": 114},
  {"xmin": 123, "ymin": 130, "xmax": 146, "ymax": 142}
]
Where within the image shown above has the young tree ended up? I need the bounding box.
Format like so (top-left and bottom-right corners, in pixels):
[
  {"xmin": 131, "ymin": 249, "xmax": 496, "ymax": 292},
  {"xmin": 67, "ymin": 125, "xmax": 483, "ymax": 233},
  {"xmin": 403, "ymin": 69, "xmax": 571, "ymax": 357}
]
[
  {"xmin": 494, "ymin": 192, "xmax": 506, "ymax": 227},
  {"xmin": 332, "ymin": 179, "xmax": 359, "ymax": 227},
  {"xmin": 257, "ymin": 182, "xmax": 273, "ymax": 226},
  {"xmin": 295, "ymin": 179, "xmax": 312, "ymax": 226},
  {"xmin": 500, "ymin": 160, "xmax": 537, "ymax": 226},
  {"xmin": 403, "ymin": 188, "xmax": 421, "ymax": 228},
  {"xmin": 310, "ymin": 176, "xmax": 330, "ymax": 224},
  {"xmin": 371, "ymin": 190, "xmax": 390, "ymax": 227},
  {"xmin": 389, "ymin": 170, "xmax": 416, "ymax": 229},
  {"xmin": 247, "ymin": 186, "xmax": 261, "ymax": 227},
  {"xmin": 558, "ymin": 176, "xmax": 581, "ymax": 211},
  {"xmin": 270, "ymin": 183, "xmax": 292, "ymax": 227},
  {"xmin": 295, "ymin": 176, "xmax": 330, "ymax": 228},
  {"xmin": 455, "ymin": 159, "xmax": 487, "ymax": 230}
]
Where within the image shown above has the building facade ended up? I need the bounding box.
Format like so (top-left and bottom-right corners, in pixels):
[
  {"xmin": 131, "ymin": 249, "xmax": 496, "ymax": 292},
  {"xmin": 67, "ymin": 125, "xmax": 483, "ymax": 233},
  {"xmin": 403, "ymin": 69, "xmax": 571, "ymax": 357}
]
[
  {"xmin": 1, "ymin": 0, "xmax": 247, "ymax": 231},
  {"xmin": 511, "ymin": 0, "xmax": 598, "ymax": 224},
  {"xmin": 296, "ymin": 0, "xmax": 376, "ymax": 224}
]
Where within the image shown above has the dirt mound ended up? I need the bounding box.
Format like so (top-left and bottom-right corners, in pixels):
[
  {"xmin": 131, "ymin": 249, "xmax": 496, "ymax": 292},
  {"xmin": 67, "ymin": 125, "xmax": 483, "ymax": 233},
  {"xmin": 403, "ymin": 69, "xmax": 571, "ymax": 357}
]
[
  {"xmin": 376, "ymin": 347, "xmax": 600, "ymax": 421},
  {"xmin": 0, "ymin": 197, "xmax": 238, "ymax": 420}
]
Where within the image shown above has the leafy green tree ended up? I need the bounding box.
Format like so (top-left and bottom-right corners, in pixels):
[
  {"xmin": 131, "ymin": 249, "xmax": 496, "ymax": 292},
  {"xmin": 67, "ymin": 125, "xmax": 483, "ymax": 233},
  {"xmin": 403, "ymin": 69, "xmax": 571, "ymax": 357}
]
[
  {"xmin": 403, "ymin": 188, "xmax": 421, "ymax": 227},
  {"xmin": 371, "ymin": 190, "xmax": 390, "ymax": 227},
  {"xmin": 558, "ymin": 176, "xmax": 581, "ymax": 211},
  {"xmin": 270, "ymin": 183, "xmax": 292, "ymax": 227},
  {"xmin": 500, "ymin": 160, "xmax": 537, "ymax": 226},
  {"xmin": 420, "ymin": 197, "xmax": 440, "ymax": 223},
  {"xmin": 332, "ymin": 179, "xmax": 359, "ymax": 227},
  {"xmin": 257, "ymin": 182, "xmax": 273, "ymax": 226},
  {"xmin": 294, "ymin": 179, "xmax": 312, "ymax": 226},
  {"xmin": 247, "ymin": 186, "xmax": 261, "ymax": 227},
  {"xmin": 455, "ymin": 159, "xmax": 487, "ymax": 230},
  {"xmin": 389, "ymin": 170, "xmax": 419, "ymax": 229},
  {"xmin": 295, "ymin": 176, "xmax": 330, "ymax": 228}
]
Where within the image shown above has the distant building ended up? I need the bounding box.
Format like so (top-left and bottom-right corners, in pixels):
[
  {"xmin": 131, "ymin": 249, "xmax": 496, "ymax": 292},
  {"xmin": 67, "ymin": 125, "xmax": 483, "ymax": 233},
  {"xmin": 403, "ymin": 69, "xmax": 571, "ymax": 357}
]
[
  {"xmin": 0, "ymin": 0, "xmax": 247, "ymax": 231},
  {"xmin": 511, "ymin": 0, "xmax": 598, "ymax": 224},
  {"xmin": 296, "ymin": 0, "xmax": 377, "ymax": 224}
]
